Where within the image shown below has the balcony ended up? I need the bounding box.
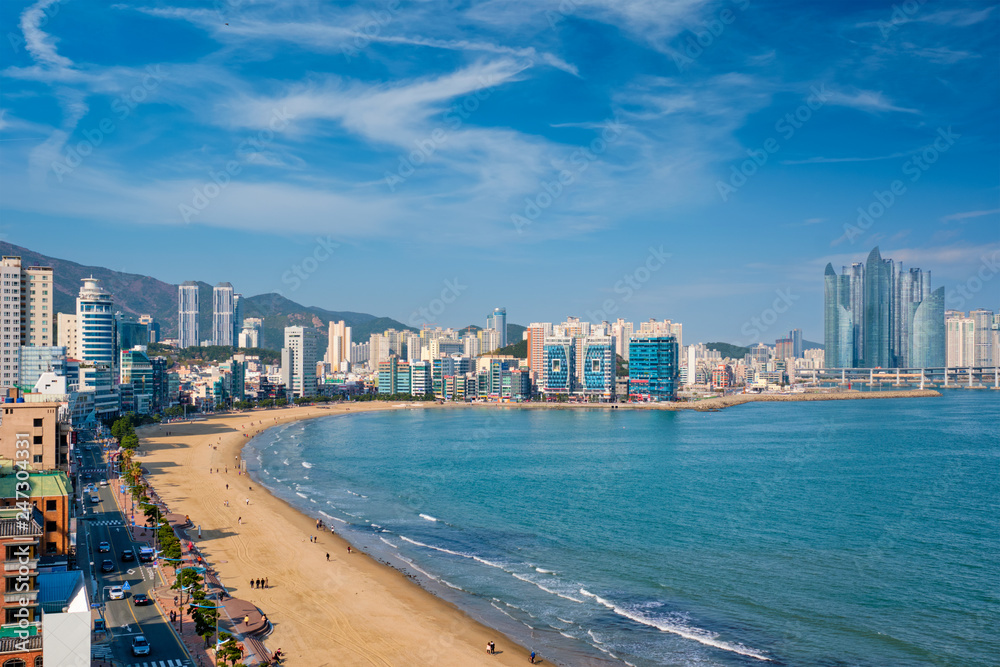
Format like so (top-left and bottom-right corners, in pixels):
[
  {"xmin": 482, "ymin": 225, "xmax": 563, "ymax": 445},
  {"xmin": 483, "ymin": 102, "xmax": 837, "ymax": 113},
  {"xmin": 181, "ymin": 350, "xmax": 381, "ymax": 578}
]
[
  {"xmin": 4, "ymin": 589, "xmax": 39, "ymax": 603},
  {"xmin": 4, "ymin": 558, "xmax": 38, "ymax": 572}
]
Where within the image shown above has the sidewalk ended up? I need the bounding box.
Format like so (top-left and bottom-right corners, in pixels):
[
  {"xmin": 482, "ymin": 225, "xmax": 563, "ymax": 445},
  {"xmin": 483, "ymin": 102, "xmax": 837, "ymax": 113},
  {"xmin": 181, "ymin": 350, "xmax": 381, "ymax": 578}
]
[{"xmin": 109, "ymin": 459, "xmax": 273, "ymax": 667}]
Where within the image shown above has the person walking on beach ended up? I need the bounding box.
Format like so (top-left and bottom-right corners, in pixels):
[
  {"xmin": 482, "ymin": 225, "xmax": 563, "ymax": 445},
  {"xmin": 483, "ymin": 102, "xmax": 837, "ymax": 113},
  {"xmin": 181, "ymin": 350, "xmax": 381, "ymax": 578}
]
[
  {"xmin": 530, "ymin": 650, "xmax": 536, "ymax": 663},
  {"xmin": 238, "ymin": 517, "xmax": 242, "ymax": 525},
  {"xmin": 347, "ymin": 546, "xmax": 351, "ymax": 554},
  {"xmin": 250, "ymin": 579, "xmax": 255, "ymax": 590},
  {"xmin": 326, "ymin": 553, "xmax": 330, "ymax": 561},
  {"xmin": 246, "ymin": 498, "xmax": 250, "ymax": 505},
  {"xmin": 265, "ymin": 577, "xmax": 269, "ymax": 588}
]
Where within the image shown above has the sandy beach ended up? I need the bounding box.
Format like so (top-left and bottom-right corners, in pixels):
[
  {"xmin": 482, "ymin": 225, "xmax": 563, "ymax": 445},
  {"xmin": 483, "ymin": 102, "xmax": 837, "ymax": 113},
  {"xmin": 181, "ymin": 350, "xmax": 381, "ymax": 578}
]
[
  {"xmin": 139, "ymin": 403, "xmax": 535, "ymax": 667},
  {"xmin": 136, "ymin": 390, "xmax": 940, "ymax": 666}
]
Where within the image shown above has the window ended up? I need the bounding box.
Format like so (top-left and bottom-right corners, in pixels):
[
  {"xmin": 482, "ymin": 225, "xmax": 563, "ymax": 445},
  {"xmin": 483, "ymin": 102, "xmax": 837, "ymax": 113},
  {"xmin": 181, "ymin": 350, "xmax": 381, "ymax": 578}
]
[
  {"xmin": 33, "ymin": 435, "xmax": 42, "ymax": 444},
  {"xmin": 45, "ymin": 500, "xmax": 56, "ymax": 511},
  {"xmin": 551, "ymin": 359, "xmax": 561, "ymax": 373},
  {"xmin": 45, "ymin": 521, "xmax": 56, "ymax": 532},
  {"xmin": 33, "ymin": 418, "xmax": 42, "ymax": 427},
  {"xmin": 33, "ymin": 455, "xmax": 42, "ymax": 463},
  {"xmin": 4, "ymin": 658, "xmax": 27, "ymax": 667},
  {"xmin": 34, "ymin": 657, "xmax": 43, "ymax": 667},
  {"xmin": 45, "ymin": 542, "xmax": 56, "ymax": 553},
  {"xmin": 592, "ymin": 359, "xmax": 600, "ymax": 373}
]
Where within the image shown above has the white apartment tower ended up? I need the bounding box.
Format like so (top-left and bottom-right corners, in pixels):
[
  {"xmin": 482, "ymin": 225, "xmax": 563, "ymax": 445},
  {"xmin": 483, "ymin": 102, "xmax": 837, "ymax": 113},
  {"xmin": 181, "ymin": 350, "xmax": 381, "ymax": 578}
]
[
  {"xmin": 1, "ymin": 257, "xmax": 55, "ymax": 387},
  {"xmin": 178, "ymin": 282, "xmax": 199, "ymax": 349},
  {"xmin": 212, "ymin": 282, "xmax": 235, "ymax": 347},
  {"xmin": 281, "ymin": 326, "xmax": 317, "ymax": 398},
  {"xmin": 75, "ymin": 277, "xmax": 116, "ymax": 372},
  {"xmin": 326, "ymin": 320, "xmax": 352, "ymax": 370}
]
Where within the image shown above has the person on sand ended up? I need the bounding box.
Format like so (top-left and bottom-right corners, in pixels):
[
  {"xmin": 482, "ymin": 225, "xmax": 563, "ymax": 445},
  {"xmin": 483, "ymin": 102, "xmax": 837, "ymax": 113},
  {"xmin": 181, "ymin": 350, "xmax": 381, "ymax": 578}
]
[
  {"xmin": 530, "ymin": 650, "xmax": 536, "ymax": 663},
  {"xmin": 486, "ymin": 642, "xmax": 491, "ymax": 654},
  {"xmin": 347, "ymin": 546, "xmax": 351, "ymax": 554},
  {"xmin": 250, "ymin": 579, "xmax": 255, "ymax": 590},
  {"xmin": 265, "ymin": 577, "xmax": 269, "ymax": 588},
  {"xmin": 326, "ymin": 553, "xmax": 330, "ymax": 561}
]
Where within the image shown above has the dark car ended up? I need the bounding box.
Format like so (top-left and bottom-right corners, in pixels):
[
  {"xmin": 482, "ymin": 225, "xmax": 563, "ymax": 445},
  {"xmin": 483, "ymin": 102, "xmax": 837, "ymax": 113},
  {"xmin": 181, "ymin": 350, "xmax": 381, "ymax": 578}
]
[
  {"xmin": 98, "ymin": 541, "xmax": 110, "ymax": 553},
  {"xmin": 100, "ymin": 560, "xmax": 114, "ymax": 573},
  {"xmin": 132, "ymin": 593, "xmax": 151, "ymax": 606},
  {"xmin": 120, "ymin": 549, "xmax": 135, "ymax": 562}
]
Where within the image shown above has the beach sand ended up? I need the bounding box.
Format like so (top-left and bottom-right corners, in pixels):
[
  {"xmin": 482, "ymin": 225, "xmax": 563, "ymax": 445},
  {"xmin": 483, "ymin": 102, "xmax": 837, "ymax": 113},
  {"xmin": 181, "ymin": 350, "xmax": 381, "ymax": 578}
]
[{"xmin": 139, "ymin": 403, "xmax": 535, "ymax": 667}]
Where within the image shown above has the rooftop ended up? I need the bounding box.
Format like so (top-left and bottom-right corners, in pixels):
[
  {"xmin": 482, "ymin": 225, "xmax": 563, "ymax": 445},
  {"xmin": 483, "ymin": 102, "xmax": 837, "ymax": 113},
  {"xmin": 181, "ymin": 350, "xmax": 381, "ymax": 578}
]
[{"xmin": 0, "ymin": 461, "xmax": 71, "ymax": 499}]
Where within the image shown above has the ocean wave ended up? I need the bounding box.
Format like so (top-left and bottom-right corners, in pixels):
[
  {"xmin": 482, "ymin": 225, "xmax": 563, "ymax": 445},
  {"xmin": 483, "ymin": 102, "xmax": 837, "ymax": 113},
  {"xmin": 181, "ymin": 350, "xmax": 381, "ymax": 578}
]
[
  {"xmin": 295, "ymin": 492, "xmax": 308, "ymax": 499},
  {"xmin": 578, "ymin": 589, "xmax": 771, "ymax": 662},
  {"xmin": 379, "ymin": 537, "xmax": 399, "ymax": 549},
  {"xmin": 281, "ymin": 459, "xmax": 289, "ymax": 466},
  {"xmin": 301, "ymin": 462, "xmax": 313, "ymax": 469},
  {"xmin": 393, "ymin": 554, "xmax": 437, "ymax": 581},
  {"xmin": 419, "ymin": 513, "xmax": 438, "ymax": 522},
  {"xmin": 399, "ymin": 535, "xmax": 467, "ymax": 558},
  {"xmin": 511, "ymin": 573, "xmax": 584, "ymax": 603},
  {"xmin": 535, "ymin": 567, "xmax": 556, "ymax": 574}
]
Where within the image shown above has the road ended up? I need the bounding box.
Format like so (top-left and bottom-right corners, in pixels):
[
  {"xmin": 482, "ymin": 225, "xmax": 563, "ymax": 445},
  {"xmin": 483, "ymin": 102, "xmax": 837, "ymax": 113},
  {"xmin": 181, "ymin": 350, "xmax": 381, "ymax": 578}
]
[{"xmin": 76, "ymin": 430, "xmax": 195, "ymax": 667}]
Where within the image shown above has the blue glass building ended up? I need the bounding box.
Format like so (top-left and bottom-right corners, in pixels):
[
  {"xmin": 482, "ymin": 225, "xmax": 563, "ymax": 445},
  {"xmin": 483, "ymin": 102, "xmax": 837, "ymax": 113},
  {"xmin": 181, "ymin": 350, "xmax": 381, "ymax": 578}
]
[
  {"xmin": 542, "ymin": 336, "xmax": 575, "ymax": 395},
  {"xmin": 628, "ymin": 335, "xmax": 679, "ymax": 401}
]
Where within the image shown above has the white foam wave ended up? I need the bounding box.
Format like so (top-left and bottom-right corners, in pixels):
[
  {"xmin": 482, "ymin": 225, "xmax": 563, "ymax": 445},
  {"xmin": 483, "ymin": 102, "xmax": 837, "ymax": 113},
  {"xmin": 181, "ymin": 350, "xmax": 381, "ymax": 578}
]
[
  {"xmin": 419, "ymin": 513, "xmax": 438, "ymax": 522},
  {"xmin": 281, "ymin": 459, "xmax": 289, "ymax": 466},
  {"xmin": 557, "ymin": 617, "xmax": 574, "ymax": 625},
  {"xmin": 399, "ymin": 535, "xmax": 466, "ymax": 557},
  {"xmin": 319, "ymin": 511, "xmax": 333, "ymax": 519},
  {"xmin": 535, "ymin": 567, "xmax": 556, "ymax": 574},
  {"xmin": 578, "ymin": 589, "xmax": 771, "ymax": 661},
  {"xmin": 393, "ymin": 554, "xmax": 437, "ymax": 580},
  {"xmin": 301, "ymin": 462, "xmax": 313, "ymax": 469},
  {"xmin": 511, "ymin": 573, "xmax": 584, "ymax": 603},
  {"xmin": 379, "ymin": 537, "xmax": 399, "ymax": 549},
  {"xmin": 559, "ymin": 631, "xmax": 574, "ymax": 639},
  {"xmin": 295, "ymin": 492, "xmax": 308, "ymax": 499}
]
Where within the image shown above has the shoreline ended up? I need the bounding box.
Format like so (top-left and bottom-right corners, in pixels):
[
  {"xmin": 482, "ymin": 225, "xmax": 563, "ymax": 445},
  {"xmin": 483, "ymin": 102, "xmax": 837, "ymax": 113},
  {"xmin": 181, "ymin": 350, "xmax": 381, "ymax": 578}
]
[
  {"xmin": 136, "ymin": 389, "xmax": 940, "ymax": 665},
  {"xmin": 139, "ymin": 403, "xmax": 538, "ymax": 666}
]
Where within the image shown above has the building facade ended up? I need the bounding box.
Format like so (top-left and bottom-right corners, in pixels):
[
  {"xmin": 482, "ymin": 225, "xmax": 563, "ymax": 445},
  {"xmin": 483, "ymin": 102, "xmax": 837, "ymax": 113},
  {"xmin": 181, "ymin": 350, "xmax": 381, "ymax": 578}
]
[
  {"xmin": 178, "ymin": 281, "xmax": 200, "ymax": 349},
  {"xmin": 486, "ymin": 308, "xmax": 507, "ymax": 348},
  {"xmin": 212, "ymin": 283, "xmax": 235, "ymax": 347},
  {"xmin": 281, "ymin": 327, "xmax": 316, "ymax": 398},
  {"xmin": 1, "ymin": 257, "xmax": 54, "ymax": 390},
  {"xmin": 628, "ymin": 335, "xmax": 679, "ymax": 401}
]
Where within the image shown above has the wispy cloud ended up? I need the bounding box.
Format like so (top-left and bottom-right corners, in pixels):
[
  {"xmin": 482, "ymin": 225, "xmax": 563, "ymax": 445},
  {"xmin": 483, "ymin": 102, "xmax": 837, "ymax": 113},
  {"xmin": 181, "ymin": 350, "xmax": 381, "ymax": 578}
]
[
  {"xmin": 940, "ymin": 208, "xmax": 1000, "ymax": 223},
  {"xmin": 824, "ymin": 88, "xmax": 920, "ymax": 114}
]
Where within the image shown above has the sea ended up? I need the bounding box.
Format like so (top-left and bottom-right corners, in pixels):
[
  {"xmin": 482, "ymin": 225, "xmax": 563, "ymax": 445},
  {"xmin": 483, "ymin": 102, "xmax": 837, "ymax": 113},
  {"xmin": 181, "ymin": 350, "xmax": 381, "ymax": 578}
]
[{"xmin": 243, "ymin": 390, "xmax": 999, "ymax": 667}]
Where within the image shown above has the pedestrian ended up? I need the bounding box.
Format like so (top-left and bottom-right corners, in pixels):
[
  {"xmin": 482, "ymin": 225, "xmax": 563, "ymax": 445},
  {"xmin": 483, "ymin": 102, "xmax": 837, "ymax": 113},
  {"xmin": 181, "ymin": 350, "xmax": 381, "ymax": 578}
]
[
  {"xmin": 326, "ymin": 553, "xmax": 330, "ymax": 561},
  {"xmin": 244, "ymin": 615, "xmax": 249, "ymax": 626},
  {"xmin": 246, "ymin": 498, "xmax": 250, "ymax": 505},
  {"xmin": 265, "ymin": 577, "xmax": 269, "ymax": 588},
  {"xmin": 347, "ymin": 546, "xmax": 351, "ymax": 554},
  {"xmin": 490, "ymin": 641, "xmax": 495, "ymax": 654},
  {"xmin": 226, "ymin": 484, "xmax": 229, "ymax": 490},
  {"xmin": 530, "ymin": 650, "xmax": 536, "ymax": 663},
  {"xmin": 486, "ymin": 642, "xmax": 491, "ymax": 654},
  {"xmin": 238, "ymin": 517, "xmax": 242, "ymax": 525},
  {"xmin": 250, "ymin": 579, "xmax": 255, "ymax": 590}
]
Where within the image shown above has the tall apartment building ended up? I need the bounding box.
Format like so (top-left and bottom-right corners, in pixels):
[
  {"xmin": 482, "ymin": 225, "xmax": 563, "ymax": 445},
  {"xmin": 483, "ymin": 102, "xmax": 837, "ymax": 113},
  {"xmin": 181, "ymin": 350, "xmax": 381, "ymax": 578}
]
[
  {"xmin": 526, "ymin": 323, "xmax": 549, "ymax": 384},
  {"xmin": 946, "ymin": 313, "xmax": 975, "ymax": 368},
  {"xmin": 824, "ymin": 247, "xmax": 944, "ymax": 368},
  {"xmin": 238, "ymin": 318, "xmax": 262, "ymax": 349},
  {"xmin": 212, "ymin": 282, "xmax": 235, "ymax": 347},
  {"xmin": 628, "ymin": 335, "xmax": 679, "ymax": 401},
  {"xmin": 486, "ymin": 307, "xmax": 507, "ymax": 347},
  {"xmin": 74, "ymin": 277, "xmax": 116, "ymax": 374},
  {"xmin": 326, "ymin": 320, "xmax": 352, "ymax": 369},
  {"xmin": 178, "ymin": 281, "xmax": 200, "ymax": 349},
  {"xmin": 281, "ymin": 326, "xmax": 316, "ymax": 398},
  {"xmin": 542, "ymin": 336, "xmax": 576, "ymax": 395},
  {"xmin": 1, "ymin": 257, "xmax": 54, "ymax": 389},
  {"xmin": 969, "ymin": 309, "xmax": 994, "ymax": 366}
]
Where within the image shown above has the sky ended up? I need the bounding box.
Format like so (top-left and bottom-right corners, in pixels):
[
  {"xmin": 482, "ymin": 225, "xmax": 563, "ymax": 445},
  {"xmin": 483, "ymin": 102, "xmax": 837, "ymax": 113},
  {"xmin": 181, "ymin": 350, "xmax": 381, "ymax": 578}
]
[{"xmin": 1, "ymin": 0, "xmax": 998, "ymax": 344}]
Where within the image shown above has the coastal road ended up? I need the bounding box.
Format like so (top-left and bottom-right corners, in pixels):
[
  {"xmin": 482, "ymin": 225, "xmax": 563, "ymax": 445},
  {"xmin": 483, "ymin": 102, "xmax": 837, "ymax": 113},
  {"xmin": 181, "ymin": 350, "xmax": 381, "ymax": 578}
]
[{"xmin": 78, "ymin": 433, "xmax": 195, "ymax": 667}]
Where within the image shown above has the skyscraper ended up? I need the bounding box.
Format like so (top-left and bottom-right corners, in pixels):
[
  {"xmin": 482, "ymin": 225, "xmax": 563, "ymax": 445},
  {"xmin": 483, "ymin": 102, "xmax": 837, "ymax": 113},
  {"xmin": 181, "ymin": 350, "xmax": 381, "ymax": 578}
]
[
  {"xmin": 232, "ymin": 293, "xmax": 243, "ymax": 347},
  {"xmin": 628, "ymin": 335, "xmax": 679, "ymax": 401},
  {"xmin": 0, "ymin": 256, "xmax": 54, "ymax": 389},
  {"xmin": 76, "ymin": 277, "xmax": 116, "ymax": 372},
  {"xmin": 178, "ymin": 282, "xmax": 199, "ymax": 349},
  {"xmin": 281, "ymin": 326, "xmax": 316, "ymax": 398},
  {"xmin": 487, "ymin": 307, "xmax": 507, "ymax": 348},
  {"xmin": 326, "ymin": 320, "xmax": 352, "ymax": 369},
  {"xmin": 212, "ymin": 282, "xmax": 235, "ymax": 347},
  {"xmin": 824, "ymin": 247, "xmax": 944, "ymax": 368}
]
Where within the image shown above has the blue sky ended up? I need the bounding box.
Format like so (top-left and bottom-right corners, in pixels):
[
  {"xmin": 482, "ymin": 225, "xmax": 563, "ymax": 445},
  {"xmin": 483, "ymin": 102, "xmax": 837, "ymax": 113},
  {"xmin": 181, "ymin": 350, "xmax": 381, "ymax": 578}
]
[{"xmin": 1, "ymin": 0, "xmax": 998, "ymax": 343}]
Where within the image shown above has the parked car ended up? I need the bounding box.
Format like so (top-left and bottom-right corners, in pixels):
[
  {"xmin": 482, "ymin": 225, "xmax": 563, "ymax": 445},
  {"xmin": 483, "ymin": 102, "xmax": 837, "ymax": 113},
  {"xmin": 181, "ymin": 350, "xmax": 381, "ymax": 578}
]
[
  {"xmin": 132, "ymin": 593, "xmax": 151, "ymax": 606},
  {"xmin": 99, "ymin": 479, "xmax": 108, "ymax": 487},
  {"xmin": 89, "ymin": 494, "xmax": 100, "ymax": 504},
  {"xmin": 138, "ymin": 546, "xmax": 156, "ymax": 562},
  {"xmin": 120, "ymin": 549, "xmax": 135, "ymax": 562},
  {"xmin": 131, "ymin": 635, "xmax": 151, "ymax": 656},
  {"xmin": 100, "ymin": 560, "xmax": 115, "ymax": 573},
  {"xmin": 98, "ymin": 541, "xmax": 110, "ymax": 553},
  {"xmin": 108, "ymin": 586, "xmax": 124, "ymax": 600}
]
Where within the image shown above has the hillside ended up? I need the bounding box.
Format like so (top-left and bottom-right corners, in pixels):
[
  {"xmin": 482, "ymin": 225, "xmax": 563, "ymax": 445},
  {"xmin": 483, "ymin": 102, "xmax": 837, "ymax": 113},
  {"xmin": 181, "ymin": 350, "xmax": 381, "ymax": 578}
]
[{"xmin": 0, "ymin": 241, "xmax": 415, "ymax": 351}]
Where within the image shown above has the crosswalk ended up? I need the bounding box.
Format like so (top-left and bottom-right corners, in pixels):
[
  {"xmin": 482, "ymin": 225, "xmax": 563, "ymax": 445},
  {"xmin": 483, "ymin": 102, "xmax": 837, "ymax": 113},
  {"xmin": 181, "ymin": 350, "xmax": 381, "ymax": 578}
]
[
  {"xmin": 91, "ymin": 644, "xmax": 113, "ymax": 660},
  {"xmin": 91, "ymin": 520, "xmax": 124, "ymax": 526},
  {"xmin": 124, "ymin": 661, "xmax": 192, "ymax": 667}
]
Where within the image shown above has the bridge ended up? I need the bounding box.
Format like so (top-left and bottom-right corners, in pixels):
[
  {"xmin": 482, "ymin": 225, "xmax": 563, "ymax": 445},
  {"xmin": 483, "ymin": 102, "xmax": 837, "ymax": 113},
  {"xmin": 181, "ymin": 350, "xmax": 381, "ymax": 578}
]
[{"xmin": 793, "ymin": 366, "xmax": 1000, "ymax": 390}]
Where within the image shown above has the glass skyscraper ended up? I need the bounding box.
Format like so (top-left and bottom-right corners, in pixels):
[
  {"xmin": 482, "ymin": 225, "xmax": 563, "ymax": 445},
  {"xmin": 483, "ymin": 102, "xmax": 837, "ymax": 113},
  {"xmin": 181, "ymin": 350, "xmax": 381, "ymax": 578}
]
[
  {"xmin": 178, "ymin": 281, "xmax": 199, "ymax": 349},
  {"xmin": 486, "ymin": 307, "xmax": 507, "ymax": 348},
  {"xmin": 627, "ymin": 335, "xmax": 679, "ymax": 401},
  {"xmin": 213, "ymin": 282, "xmax": 235, "ymax": 347},
  {"xmin": 824, "ymin": 247, "xmax": 945, "ymax": 368}
]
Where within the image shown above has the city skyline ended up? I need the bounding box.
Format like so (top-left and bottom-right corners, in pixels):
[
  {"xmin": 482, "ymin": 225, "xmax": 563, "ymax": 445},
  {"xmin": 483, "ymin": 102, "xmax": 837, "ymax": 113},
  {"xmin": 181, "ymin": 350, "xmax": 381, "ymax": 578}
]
[{"xmin": 2, "ymin": 2, "xmax": 997, "ymax": 343}]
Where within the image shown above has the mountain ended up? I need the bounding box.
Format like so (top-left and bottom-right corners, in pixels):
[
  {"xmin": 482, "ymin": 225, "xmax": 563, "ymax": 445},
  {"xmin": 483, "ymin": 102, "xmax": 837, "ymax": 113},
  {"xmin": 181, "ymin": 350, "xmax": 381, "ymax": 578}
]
[{"xmin": 0, "ymin": 241, "xmax": 415, "ymax": 352}]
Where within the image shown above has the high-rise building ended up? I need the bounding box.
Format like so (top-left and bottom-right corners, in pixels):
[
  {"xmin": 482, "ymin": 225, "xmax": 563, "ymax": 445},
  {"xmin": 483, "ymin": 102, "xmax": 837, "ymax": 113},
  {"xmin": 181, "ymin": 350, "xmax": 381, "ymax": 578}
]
[
  {"xmin": 790, "ymin": 328, "xmax": 803, "ymax": 358},
  {"xmin": 120, "ymin": 347, "xmax": 154, "ymax": 414},
  {"xmin": 526, "ymin": 323, "xmax": 549, "ymax": 385},
  {"xmin": 969, "ymin": 309, "xmax": 994, "ymax": 367},
  {"xmin": 581, "ymin": 335, "xmax": 616, "ymax": 400},
  {"xmin": 1, "ymin": 257, "xmax": 54, "ymax": 388},
  {"xmin": 326, "ymin": 320, "xmax": 352, "ymax": 369},
  {"xmin": 628, "ymin": 335, "xmax": 679, "ymax": 401},
  {"xmin": 281, "ymin": 326, "xmax": 316, "ymax": 398},
  {"xmin": 233, "ymin": 293, "xmax": 243, "ymax": 347},
  {"xmin": 487, "ymin": 307, "xmax": 507, "ymax": 348},
  {"xmin": 542, "ymin": 336, "xmax": 576, "ymax": 395},
  {"xmin": 75, "ymin": 277, "xmax": 116, "ymax": 373},
  {"xmin": 138, "ymin": 314, "xmax": 158, "ymax": 343},
  {"xmin": 18, "ymin": 346, "xmax": 67, "ymax": 393},
  {"xmin": 479, "ymin": 328, "xmax": 501, "ymax": 354},
  {"xmin": 824, "ymin": 247, "xmax": 943, "ymax": 368},
  {"xmin": 611, "ymin": 319, "xmax": 633, "ymax": 360},
  {"xmin": 378, "ymin": 356, "xmax": 411, "ymax": 395},
  {"xmin": 116, "ymin": 313, "xmax": 149, "ymax": 353},
  {"xmin": 946, "ymin": 312, "xmax": 975, "ymax": 368},
  {"xmin": 238, "ymin": 318, "xmax": 262, "ymax": 349},
  {"xmin": 178, "ymin": 282, "xmax": 200, "ymax": 349},
  {"xmin": 212, "ymin": 282, "xmax": 235, "ymax": 347}
]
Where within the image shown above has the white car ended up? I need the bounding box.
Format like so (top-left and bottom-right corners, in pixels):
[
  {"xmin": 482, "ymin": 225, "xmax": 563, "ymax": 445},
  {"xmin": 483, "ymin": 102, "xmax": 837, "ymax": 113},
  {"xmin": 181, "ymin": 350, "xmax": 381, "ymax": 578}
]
[
  {"xmin": 108, "ymin": 586, "xmax": 124, "ymax": 600},
  {"xmin": 132, "ymin": 634, "xmax": 151, "ymax": 656}
]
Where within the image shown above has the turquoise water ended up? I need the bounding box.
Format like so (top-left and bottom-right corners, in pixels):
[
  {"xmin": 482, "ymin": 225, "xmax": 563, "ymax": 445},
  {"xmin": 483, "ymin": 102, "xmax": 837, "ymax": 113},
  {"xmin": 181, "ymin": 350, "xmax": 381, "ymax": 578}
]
[{"xmin": 244, "ymin": 392, "xmax": 999, "ymax": 666}]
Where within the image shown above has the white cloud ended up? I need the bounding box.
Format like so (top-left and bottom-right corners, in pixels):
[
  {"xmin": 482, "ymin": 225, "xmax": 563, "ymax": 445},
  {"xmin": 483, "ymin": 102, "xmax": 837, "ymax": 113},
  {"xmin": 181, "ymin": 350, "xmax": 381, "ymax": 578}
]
[{"xmin": 824, "ymin": 88, "xmax": 920, "ymax": 115}]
